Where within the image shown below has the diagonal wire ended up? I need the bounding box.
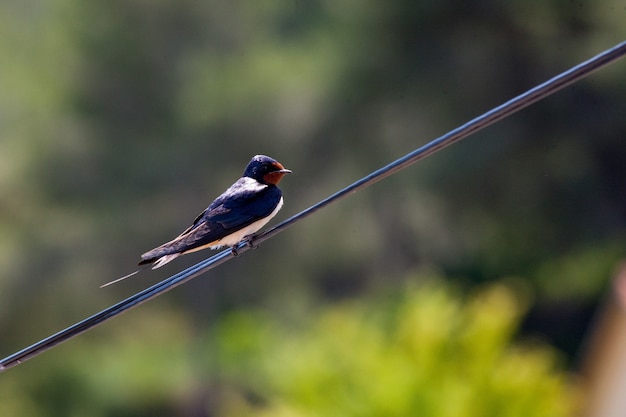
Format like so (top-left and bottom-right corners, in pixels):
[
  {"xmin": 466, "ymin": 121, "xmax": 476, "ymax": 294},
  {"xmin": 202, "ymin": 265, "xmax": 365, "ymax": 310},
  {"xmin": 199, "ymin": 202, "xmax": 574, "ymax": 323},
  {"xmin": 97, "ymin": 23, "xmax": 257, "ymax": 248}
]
[{"xmin": 2, "ymin": 40, "xmax": 626, "ymax": 373}]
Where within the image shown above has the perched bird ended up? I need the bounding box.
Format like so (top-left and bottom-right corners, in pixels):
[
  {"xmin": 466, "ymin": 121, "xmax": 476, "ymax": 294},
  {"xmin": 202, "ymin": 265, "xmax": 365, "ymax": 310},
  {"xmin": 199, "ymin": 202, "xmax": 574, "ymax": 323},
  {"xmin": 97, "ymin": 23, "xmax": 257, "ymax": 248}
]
[{"xmin": 101, "ymin": 155, "xmax": 291, "ymax": 287}]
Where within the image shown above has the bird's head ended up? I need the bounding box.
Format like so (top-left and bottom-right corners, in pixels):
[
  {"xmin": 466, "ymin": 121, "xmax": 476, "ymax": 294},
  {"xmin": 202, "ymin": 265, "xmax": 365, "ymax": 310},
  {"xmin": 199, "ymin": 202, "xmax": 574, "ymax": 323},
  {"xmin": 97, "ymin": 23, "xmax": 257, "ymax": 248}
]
[{"xmin": 244, "ymin": 155, "xmax": 292, "ymax": 185}]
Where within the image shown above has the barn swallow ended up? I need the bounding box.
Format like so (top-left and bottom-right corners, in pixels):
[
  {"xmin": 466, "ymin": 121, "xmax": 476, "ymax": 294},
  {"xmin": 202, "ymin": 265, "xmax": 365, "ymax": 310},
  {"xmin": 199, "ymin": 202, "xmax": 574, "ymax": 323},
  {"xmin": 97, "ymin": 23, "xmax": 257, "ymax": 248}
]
[{"xmin": 101, "ymin": 155, "xmax": 291, "ymax": 287}]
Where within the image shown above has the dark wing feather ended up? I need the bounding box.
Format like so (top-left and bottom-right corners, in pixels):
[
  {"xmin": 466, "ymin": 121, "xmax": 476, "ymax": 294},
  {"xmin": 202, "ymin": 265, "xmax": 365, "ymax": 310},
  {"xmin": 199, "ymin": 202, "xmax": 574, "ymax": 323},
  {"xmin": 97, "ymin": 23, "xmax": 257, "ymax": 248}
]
[{"xmin": 139, "ymin": 180, "xmax": 281, "ymax": 264}]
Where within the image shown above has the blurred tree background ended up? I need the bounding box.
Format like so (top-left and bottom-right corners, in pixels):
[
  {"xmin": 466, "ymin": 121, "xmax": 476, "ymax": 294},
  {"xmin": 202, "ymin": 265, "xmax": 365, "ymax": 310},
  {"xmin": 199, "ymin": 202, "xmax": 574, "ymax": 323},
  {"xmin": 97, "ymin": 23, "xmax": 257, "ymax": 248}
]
[{"xmin": 0, "ymin": 0, "xmax": 625, "ymax": 415}]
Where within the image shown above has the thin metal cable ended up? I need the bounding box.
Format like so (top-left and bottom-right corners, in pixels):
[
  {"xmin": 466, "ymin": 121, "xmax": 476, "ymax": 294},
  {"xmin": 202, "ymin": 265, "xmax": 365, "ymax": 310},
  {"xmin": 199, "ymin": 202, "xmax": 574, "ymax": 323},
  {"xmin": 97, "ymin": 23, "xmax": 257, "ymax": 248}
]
[{"xmin": 2, "ymin": 40, "xmax": 625, "ymax": 373}]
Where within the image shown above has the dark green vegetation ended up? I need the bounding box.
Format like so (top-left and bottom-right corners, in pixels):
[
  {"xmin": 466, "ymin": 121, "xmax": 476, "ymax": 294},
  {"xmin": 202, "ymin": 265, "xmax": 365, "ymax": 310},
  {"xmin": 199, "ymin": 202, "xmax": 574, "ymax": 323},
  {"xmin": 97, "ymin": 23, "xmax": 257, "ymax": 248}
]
[{"xmin": 1, "ymin": 0, "xmax": 624, "ymax": 415}]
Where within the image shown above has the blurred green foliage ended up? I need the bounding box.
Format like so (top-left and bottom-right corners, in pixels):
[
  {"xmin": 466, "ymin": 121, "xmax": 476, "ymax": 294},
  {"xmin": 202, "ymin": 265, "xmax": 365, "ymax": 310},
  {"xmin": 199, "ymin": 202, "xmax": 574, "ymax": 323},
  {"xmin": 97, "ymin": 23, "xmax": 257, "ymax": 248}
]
[
  {"xmin": 217, "ymin": 281, "xmax": 580, "ymax": 417},
  {"xmin": 0, "ymin": 280, "xmax": 580, "ymax": 417},
  {"xmin": 1, "ymin": 0, "xmax": 625, "ymax": 415}
]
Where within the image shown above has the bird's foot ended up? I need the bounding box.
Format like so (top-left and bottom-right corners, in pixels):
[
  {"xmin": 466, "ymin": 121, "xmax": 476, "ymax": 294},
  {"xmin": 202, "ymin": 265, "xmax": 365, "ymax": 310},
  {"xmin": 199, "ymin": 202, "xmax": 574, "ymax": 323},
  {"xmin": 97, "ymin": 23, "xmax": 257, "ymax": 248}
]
[
  {"xmin": 244, "ymin": 235, "xmax": 258, "ymax": 250},
  {"xmin": 231, "ymin": 236, "xmax": 258, "ymax": 257}
]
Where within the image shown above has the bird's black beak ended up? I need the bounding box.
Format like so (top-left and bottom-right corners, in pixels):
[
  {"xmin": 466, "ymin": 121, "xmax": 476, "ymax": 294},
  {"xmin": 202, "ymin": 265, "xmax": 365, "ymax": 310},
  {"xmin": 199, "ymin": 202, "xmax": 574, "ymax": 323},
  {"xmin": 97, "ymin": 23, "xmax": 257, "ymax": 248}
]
[{"xmin": 277, "ymin": 169, "xmax": 292, "ymax": 174}]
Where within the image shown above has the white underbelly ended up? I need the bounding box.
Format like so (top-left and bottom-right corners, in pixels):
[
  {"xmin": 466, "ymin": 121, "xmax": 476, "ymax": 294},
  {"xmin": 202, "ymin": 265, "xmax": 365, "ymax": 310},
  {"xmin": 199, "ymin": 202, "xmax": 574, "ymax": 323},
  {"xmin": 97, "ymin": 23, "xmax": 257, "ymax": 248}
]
[{"xmin": 211, "ymin": 196, "xmax": 284, "ymax": 248}]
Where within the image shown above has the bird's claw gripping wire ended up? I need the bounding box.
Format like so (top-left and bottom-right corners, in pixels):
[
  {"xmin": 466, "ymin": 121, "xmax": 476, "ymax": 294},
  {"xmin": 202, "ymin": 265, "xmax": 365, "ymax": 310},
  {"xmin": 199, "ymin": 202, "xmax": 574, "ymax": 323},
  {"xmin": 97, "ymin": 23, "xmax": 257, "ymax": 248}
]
[
  {"xmin": 231, "ymin": 236, "xmax": 258, "ymax": 257},
  {"xmin": 245, "ymin": 235, "xmax": 258, "ymax": 250}
]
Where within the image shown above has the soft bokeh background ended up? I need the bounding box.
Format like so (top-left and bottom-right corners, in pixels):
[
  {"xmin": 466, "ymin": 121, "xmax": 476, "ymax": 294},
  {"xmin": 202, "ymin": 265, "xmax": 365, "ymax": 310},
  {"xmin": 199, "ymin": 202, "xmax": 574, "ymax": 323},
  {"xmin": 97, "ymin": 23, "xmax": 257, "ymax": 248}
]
[{"xmin": 1, "ymin": 0, "xmax": 625, "ymax": 416}]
